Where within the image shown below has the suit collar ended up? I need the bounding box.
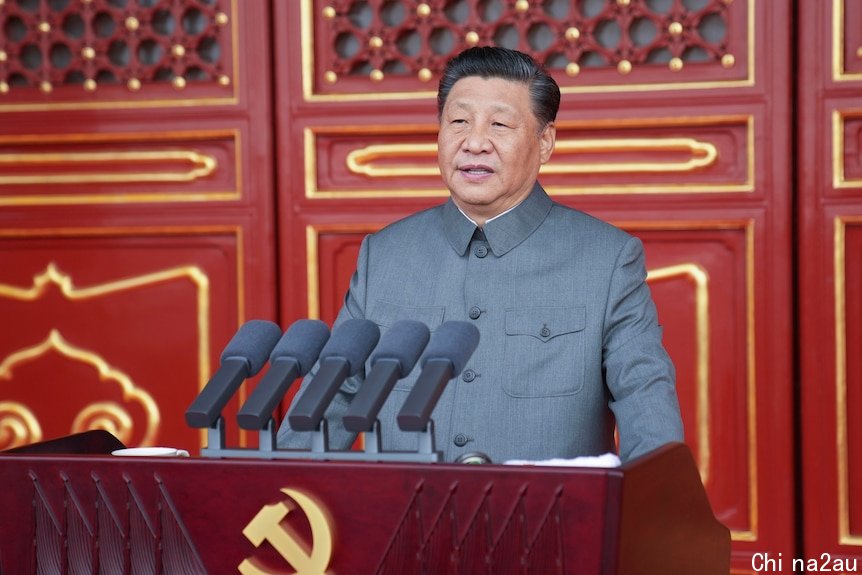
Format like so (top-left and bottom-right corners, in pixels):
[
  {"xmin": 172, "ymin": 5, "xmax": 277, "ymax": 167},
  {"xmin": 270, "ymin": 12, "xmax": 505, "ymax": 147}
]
[{"xmin": 442, "ymin": 182, "xmax": 553, "ymax": 256}]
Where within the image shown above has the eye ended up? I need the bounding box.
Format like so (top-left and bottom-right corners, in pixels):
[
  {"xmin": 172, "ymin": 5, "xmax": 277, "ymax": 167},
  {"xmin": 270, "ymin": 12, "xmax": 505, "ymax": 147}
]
[
  {"xmin": 492, "ymin": 121, "xmax": 510, "ymax": 128},
  {"xmin": 451, "ymin": 118, "xmax": 466, "ymax": 124}
]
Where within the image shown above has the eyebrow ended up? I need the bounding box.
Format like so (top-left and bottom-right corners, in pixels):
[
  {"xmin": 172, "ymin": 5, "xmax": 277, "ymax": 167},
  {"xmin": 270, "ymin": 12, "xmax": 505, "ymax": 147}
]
[{"xmin": 448, "ymin": 100, "xmax": 517, "ymax": 115}]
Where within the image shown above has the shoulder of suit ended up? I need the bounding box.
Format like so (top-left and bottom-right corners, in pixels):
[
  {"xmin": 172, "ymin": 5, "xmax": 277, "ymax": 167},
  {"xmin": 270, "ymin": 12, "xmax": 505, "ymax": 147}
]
[
  {"xmin": 368, "ymin": 203, "xmax": 445, "ymax": 241},
  {"xmin": 548, "ymin": 201, "xmax": 633, "ymax": 242}
]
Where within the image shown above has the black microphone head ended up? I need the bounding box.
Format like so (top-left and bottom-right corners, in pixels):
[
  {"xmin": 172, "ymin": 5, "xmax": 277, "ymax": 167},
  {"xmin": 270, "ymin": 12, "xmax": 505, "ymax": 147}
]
[
  {"xmin": 370, "ymin": 320, "xmax": 431, "ymax": 377},
  {"xmin": 419, "ymin": 321, "xmax": 480, "ymax": 375},
  {"xmin": 270, "ymin": 319, "xmax": 331, "ymax": 375},
  {"xmin": 319, "ymin": 319, "xmax": 380, "ymax": 376},
  {"xmin": 220, "ymin": 320, "xmax": 282, "ymax": 375}
]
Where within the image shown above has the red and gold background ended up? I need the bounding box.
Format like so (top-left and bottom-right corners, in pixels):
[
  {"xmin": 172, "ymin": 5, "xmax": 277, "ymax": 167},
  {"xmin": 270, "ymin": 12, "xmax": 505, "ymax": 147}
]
[{"xmin": 0, "ymin": 1, "xmax": 857, "ymax": 571}]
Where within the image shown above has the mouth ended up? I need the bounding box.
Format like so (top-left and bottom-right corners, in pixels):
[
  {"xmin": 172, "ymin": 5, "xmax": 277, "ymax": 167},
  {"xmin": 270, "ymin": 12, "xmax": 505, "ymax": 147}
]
[{"xmin": 458, "ymin": 164, "xmax": 495, "ymax": 177}]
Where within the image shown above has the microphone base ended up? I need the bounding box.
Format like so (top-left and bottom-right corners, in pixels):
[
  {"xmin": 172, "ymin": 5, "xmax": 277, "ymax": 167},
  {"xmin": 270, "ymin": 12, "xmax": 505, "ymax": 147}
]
[
  {"xmin": 200, "ymin": 418, "xmax": 441, "ymax": 463},
  {"xmin": 198, "ymin": 446, "xmax": 442, "ymax": 463}
]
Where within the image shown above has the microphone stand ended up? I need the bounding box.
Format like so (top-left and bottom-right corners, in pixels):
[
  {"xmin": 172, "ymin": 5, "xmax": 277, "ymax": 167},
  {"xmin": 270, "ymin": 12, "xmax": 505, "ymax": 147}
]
[{"xmin": 200, "ymin": 416, "xmax": 226, "ymax": 457}]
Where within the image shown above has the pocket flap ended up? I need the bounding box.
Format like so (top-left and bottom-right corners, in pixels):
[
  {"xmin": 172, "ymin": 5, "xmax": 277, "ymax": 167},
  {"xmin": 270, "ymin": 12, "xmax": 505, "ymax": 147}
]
[
  {"xmin": 505, "ymin": 306, "xmax": 586, "ymax": 342},
  {"xmin": 371, "ymin": 300, "xmax": 445, "ymax": 330}
]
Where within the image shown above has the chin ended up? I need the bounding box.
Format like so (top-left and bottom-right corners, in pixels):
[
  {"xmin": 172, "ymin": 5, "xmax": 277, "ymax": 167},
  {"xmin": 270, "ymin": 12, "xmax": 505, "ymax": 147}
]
[{"xmin": 453, "ymin": 194, "xmax": 496, "ymax": 209}]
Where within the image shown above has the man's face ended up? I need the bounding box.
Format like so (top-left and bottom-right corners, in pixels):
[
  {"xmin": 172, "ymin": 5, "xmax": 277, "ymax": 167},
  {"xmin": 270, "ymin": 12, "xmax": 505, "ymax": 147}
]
[{"xmin": 437, "ymin": 76, "xmax": 556, "ymax": 225}]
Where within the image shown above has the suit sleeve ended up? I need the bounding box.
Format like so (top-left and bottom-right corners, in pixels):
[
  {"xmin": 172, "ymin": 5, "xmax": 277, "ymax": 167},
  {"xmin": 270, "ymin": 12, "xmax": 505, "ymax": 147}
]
[
  {"xmin": 276, "ymin": 235, "xmax": 371, "ymax": 449},
  {"xmin": 602, "ymin": 235, "xmax": 684, "ymax": 462}
]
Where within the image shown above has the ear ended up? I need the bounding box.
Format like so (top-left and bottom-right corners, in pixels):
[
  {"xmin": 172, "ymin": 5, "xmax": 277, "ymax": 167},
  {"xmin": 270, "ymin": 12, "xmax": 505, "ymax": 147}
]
[{"xmin": 538, "ymin": 122, "xmax": 556, "ymax": 164}]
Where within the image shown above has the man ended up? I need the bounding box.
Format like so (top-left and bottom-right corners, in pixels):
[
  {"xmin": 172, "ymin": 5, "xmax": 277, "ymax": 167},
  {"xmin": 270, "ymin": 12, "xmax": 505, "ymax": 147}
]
[{"xmin": 278, "ymin": 46, "xmax": 683, "ymax": 463}]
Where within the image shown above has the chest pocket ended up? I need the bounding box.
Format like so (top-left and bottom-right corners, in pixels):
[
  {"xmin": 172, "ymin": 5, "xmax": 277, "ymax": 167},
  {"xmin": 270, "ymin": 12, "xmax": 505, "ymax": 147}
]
[{"xmin": 503, "ymin": 306, "xmax": 586, "ymax": 397}]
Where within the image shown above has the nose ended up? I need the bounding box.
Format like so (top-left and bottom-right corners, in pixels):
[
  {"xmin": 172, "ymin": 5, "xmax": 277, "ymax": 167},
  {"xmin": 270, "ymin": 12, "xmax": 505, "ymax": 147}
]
[{"xmin": 463, "ymin": 123, "xmax": 492, "ymax": 153}]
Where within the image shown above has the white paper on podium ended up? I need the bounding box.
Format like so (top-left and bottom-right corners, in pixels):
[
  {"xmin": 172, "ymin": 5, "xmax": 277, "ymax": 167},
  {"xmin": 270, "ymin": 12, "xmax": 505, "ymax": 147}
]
[{"xmin": 503, "ymin": 452, "xmax": 621, "ymax": 468}]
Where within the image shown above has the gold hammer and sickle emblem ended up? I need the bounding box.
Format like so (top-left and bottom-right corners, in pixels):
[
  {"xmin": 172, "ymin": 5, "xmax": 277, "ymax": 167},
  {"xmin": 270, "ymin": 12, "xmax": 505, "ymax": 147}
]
[{"xmin": 238, "ymin": 488, "xmax": 333, "ymax": 575}]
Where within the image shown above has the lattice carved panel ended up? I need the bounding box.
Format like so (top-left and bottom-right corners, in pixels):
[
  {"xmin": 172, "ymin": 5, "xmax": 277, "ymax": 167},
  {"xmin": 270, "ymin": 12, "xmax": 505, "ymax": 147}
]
[
  {"xmin": 0, "ymin": 0, "xmax": 236, "ymax": 107},
  {"xmin": 306, "ymin": 0, "xmax": 751, "ymax": 99},
  {"xmin": 307, "ymin": 221, "xmax": 756, "ymax": 539}
]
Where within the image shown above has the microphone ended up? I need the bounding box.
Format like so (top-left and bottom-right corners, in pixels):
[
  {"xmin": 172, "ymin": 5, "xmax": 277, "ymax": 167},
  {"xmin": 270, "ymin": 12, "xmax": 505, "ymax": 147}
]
[
  {"xmin": 342, "ymin": 320, "xmax": 431, "ymax": 432},
  {"xmin": 236, "ymin": 319, "xmax": 331, "ymax": 430},
  {"xmin": 185, "ymin": 320, "xmax": 282, "ymax": 428},
  {"xmin": 287, "ymin": 319, "xmax": 380, "ymax": 432},
  {"xmin": 397, "ymin": 321, "xmax": 480, "ymax": 432}
]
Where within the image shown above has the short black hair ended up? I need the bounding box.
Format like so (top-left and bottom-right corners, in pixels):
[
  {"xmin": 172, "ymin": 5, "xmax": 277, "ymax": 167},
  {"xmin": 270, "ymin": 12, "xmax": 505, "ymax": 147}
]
[{"xmin": 437, "ymin": 46, "xmax": 561, "ymax": 128}]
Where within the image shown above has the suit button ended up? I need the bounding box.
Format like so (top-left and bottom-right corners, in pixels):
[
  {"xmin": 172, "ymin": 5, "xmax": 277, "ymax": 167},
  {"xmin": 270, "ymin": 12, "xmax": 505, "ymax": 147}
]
[
  {"xmin": 462, "ymin": 369, "xmax": 476, "ymax": 382},
  {"xmin": 469, "ymin": 306, "xmax": 481, "ymax": 320},
  {"xmin": 453, "ymin": 433, "xmax": 468, "ymax": 447},
  {"xmin": 540, "ymin": 326, "xmax": 551, "ymax": 338},
  {"xmin": 474, "ymin": 244, "xmax": 488, "ymax": 258}
]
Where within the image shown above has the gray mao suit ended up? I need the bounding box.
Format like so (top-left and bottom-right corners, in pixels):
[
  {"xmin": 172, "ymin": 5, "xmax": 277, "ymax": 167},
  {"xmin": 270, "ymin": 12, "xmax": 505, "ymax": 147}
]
[{"xmin": 277, "ymin": 183, "xmax": 684, "ymax": 463}]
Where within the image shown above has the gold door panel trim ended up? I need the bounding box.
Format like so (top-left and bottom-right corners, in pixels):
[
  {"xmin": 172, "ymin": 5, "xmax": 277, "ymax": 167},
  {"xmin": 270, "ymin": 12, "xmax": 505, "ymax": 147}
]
[
  {"xmin": 306, "ymin": 116, "xmax": 755, "ymax": 198},
  {"xmin": 306, "ymin": 219, "xmax": 757, "ymax": 540},
  {"xmin": 835, "ymin": 215, "xmax": 862, "ymax": 546},
  {"xmin": 346, "ymin": 138, "xmax": 718, "ymax": 178},
  {"xmin": 647, "ymin": 263, "xmax": 711, "ymax": 486},
  {"xmin": 0, "ymin": 130, "xmax": 242, "ymax": 206},
  {"xmin": 300, "ymin": 0, "xmax": 755, "ymax": 101},
  {"xmin": 0, "ymin": 261, "xmax": 209, "ymax": 307},
  {"xmin": 0, "ymin": 329, "xmax": 159, "ymax": 446},
  {"xmin": 0, "ymin": 149, "xmax": 216, "ymax": 185},
  {"xmin": 618, "ymin": 219, "xmax": 757, "ymax": 542},
  {"xmin": 0, "ymin": 401, "xmax": 42, "ymax": 449},
  {"xmin": 833, "ymin": 0, "xmax": 862, "ymax": 82},
  {"xmin": 305, "ymin": 224, "xmax": 378, "ymax": 320},
  {"xmin": 833, "ymin": 109, "xmax": 862, "ymax": 189},
  {"xmin": 740, "ymin": 219, "xmax": 758, "ymax": 542}
]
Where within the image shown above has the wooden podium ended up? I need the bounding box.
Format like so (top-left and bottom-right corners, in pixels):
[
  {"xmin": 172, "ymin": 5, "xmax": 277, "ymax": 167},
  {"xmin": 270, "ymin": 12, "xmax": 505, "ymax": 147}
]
[{"xmin": 0, "ymin": 433, "xmax": 729, "ymax": 574}]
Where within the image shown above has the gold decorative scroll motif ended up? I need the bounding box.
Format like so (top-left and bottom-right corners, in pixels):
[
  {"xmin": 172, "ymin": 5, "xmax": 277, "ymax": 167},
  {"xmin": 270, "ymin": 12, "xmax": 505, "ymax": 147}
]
[
  {"xmin": 346, "ymin": 138, "xmax": 718, "ymax": 178},
  {"xmin": 0, "ymin": 330, "xmax": 158, "ymax": 447},
  {"xmin": 0, "ymin": 262, "xmax": 211, "ymax": 448},
  {"xmin": 0, "ymin": 130, "xmax": 240, "ymax": 206},
  {"xmin": 0, "ymin": 149, "xmax": 216, "ymax": 185},
  {"xmin": 0, "ymin": 401, "xmax": 42, "ymax": 449},
  {"xmin": 0, "ymin": 261, "xmax": 210, "ymax": 383}
]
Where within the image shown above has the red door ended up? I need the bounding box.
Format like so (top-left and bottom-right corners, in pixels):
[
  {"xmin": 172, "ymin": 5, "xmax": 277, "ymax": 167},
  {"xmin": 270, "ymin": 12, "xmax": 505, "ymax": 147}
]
[
  {"xmin": 0, "ymin": 1, "xmax": 276, "ymax": 452},
  {"xmin": 3, "ymin": 1, "xmax": 830, "ymax": 570},
  {"xmin": 799, "ymin": 0, "xmax": 862, "ymax": 568},
  {"xmin": 274, "ymin": 1, "xmax": 793, "ymax": 569}
]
